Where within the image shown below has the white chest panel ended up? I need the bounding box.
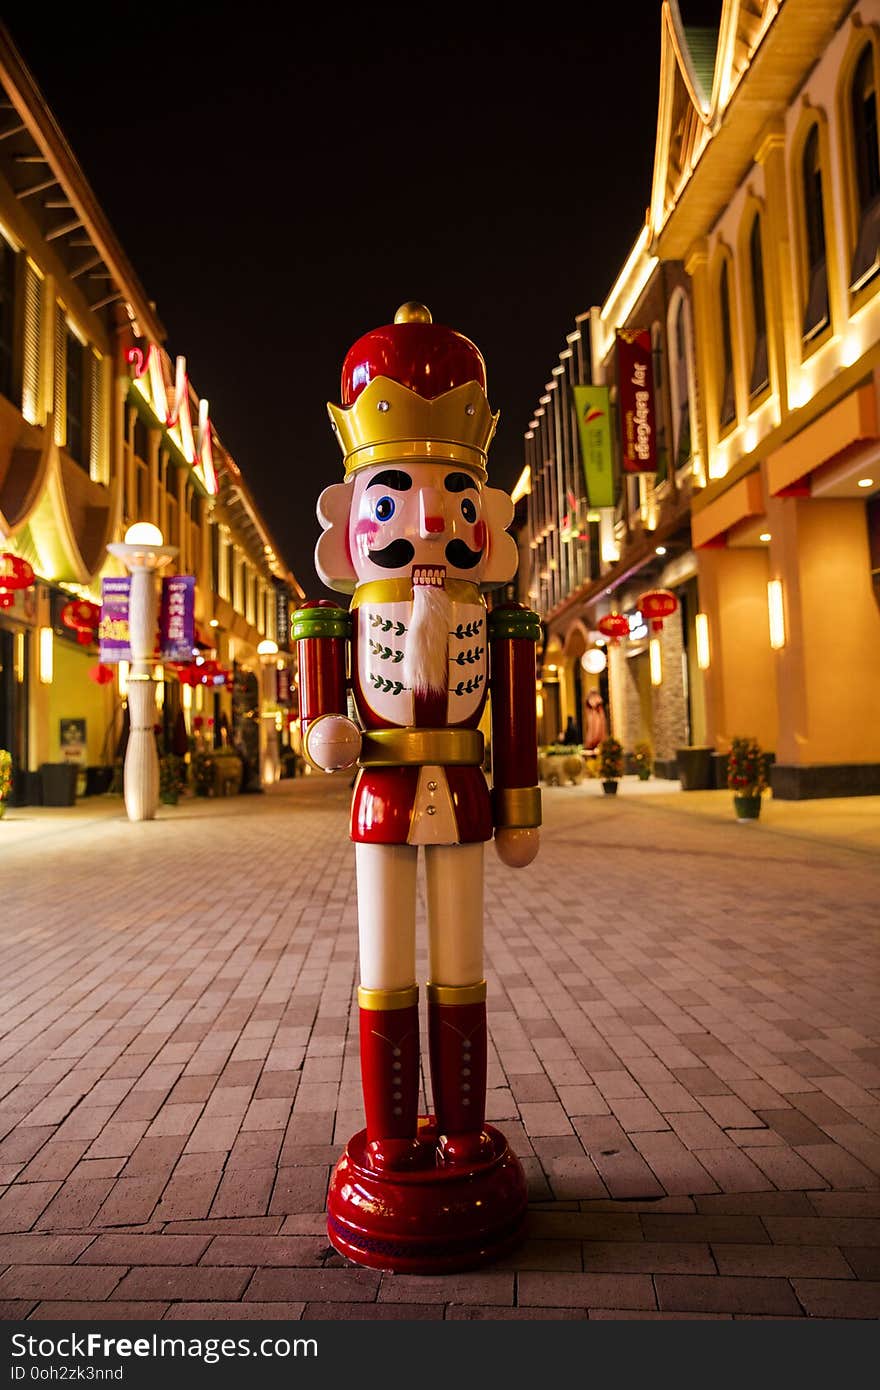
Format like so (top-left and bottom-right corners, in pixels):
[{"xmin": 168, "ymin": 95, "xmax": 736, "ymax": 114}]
[
  {"xmin": 358, "ymin": 601, "xmax": 414, "ymax": 724},
  {"xmin": 445, "ymin": 602, "xmax": 487, "ymax": 723},
  {"xmin": 357, "ymin": 598, "xmax": 487, "ymax": 725}
]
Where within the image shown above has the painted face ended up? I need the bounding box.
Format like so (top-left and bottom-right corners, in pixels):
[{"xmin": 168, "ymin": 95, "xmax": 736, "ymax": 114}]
[{"xmin": 348, "ymin": 461, "xmax": 488, "ymax": 583}]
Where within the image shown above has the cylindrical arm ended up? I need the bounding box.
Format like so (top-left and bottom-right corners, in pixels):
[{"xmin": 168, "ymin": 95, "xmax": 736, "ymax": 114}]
[
  {"xmin": 292, "ymin": 601, "xmax": 353, "ymax": 759},
  {"xmin": 488, "ymin": 603, "xmax": 542, "ymax": 830}
]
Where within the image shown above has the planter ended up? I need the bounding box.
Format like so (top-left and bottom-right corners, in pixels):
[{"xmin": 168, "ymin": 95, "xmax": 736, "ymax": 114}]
[
  {"xmin": 160, "ymin": 793, "xmax": 179, "ymax": 806},
  {"xmin": 602, "ymin": 780, "xmax": 618, "ymax": 795},
  {"xmin": 733, "ymin": 794, "xmax": 762, "ymax": 820},
  {"xmin": 85, "ymin": 765, "xmax": 114, "ymax": 796},
  {"xmin": 39, "ymin": 762, "xmax": 78, "ymax": 807},
  {"xmin": 0, "ymin": 800, "xmax": 6, "ymax": 818},
  {"xmin": 676, "ymin": 745, "xmax": 713, "ymax": 790},
  {"xmin": 636, "ymin": 769, "xmax": 651, "ymax": 782}
]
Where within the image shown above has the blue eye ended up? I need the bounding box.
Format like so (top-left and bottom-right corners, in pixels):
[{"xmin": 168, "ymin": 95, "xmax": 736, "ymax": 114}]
[
  {"xmin": 461, "ymin": 498, "xmax": 477, "ymax": 523},
  {"xmin": 374, "ymin": 496, "xmax": 395, "ymax": 522}
]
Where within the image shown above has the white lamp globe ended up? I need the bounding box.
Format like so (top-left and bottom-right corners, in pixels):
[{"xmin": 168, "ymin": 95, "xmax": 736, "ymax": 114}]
[
  {"xmin": 124, "ymin": 522, "xmax": 165, "ymax": 547},
  {"xmin": 257, "ymin": 639, "xmax": 279, "ymax": 656},
  {"xmin": 581, "ymin": 648, "xmax": 607, "ymax": 674}
]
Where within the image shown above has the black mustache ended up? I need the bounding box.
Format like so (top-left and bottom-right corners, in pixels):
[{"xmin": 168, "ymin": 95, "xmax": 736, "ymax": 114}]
[
  {"xmin": 367, "ymin": 538, "xmax": 416, "ymax": 569},
  {"xmin": 445, "ymin": 539, "xmax": 484, "ymax": 569}
]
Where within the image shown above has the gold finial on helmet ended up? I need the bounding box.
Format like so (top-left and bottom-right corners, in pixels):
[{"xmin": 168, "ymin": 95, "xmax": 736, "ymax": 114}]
[{"xmin": 394, "ymin": 302, "xmax": 433, "ymax": 325}]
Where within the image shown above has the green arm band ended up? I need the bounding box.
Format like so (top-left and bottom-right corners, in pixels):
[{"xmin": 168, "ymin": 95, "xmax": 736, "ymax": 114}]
[
  {"xmin": 488, "ymin": 605, "xmax": 541, "ymax": 642},
  {"xmin": 291, "ymin": 607, "xmax": 352, "ymax": 640}
]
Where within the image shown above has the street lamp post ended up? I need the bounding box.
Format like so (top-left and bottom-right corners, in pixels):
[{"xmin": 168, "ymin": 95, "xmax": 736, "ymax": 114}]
[
  {"xmin": 107, "ymin": 523, "xmax": 177, "ymax": 821},
  {"xmin": 256, "ymin": 638, "xmax": 280, "ymax": 785}
]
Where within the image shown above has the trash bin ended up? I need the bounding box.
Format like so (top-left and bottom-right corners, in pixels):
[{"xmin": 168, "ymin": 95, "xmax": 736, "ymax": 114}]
[
  {"xmin": 39, "ymin": 763, "xmax": 78, "ymax": 806},
  {"xmin": 676, "ymin": 746, "xmax": 713, "ymax": 790}
]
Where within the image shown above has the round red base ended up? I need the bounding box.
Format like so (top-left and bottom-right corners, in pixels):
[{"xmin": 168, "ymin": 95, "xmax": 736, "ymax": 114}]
[{"xmin": 326, "ymin": 1118, "xmax": 528, "ymax": 1274}]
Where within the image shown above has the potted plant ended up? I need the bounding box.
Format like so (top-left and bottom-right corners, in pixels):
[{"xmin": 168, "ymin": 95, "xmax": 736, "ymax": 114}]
[
  {"xmin": 632, "ymin": 742, "xmax": 652, "ymax": 781},
  {"xmin": 0, "ymin": 750, "xmax": 11, "ymax": 817},
  {"xmin": 598, "ymin": 736, "xmax": 623, "ymax": 794},
  {"xmin": 159, "ymin": 753, "xmax": 185, "ymax": 805},
  {"xmin": 727, "ymin": 735, "xmax": 768, "ymax": 820},
  {"xmin": 190, "ymin": 749, "xmax": 216, "ymax": 797}
]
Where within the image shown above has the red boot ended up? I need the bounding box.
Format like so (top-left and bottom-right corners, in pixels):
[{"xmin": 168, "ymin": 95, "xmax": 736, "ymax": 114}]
[
  {"xmin": 428, "ymin": 983, "xmax": 493, "ymax": 1166},
  {"xmin": 358, "ymin": 986, "xmax": 428, "ymax": 1172}
]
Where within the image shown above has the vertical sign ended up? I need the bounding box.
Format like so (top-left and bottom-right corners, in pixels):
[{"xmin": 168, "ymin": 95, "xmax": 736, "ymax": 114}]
[
  {"xmin": 274, "ymin": 584, "xmax": 290, "ymax": 652},
  {"xmin": 99, "ymin": 577, "xmax": 131, "ymax": 662},
  {"xmin": 160, "ymin": 575, "xmax": 196, "ymax": 661},
  {"xmin": 571, "ymin": 385, "xmax": 615, "ymax": 507},
  {"xmin": 275, "ymin": 666, "xmax": 292, "ymax": 707},
  {"xmin": 616, "ymin": 329, "xmax": 657, "ymax": 473}
]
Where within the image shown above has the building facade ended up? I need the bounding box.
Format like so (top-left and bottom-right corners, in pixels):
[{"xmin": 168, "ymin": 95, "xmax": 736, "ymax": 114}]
[
  {"xmin": 524, "ymin": 0, "xmax": 880, "ymax": 796},
  {"xmin": 0, "ymin": 28, "xmax": 302, "ymax": 803}
]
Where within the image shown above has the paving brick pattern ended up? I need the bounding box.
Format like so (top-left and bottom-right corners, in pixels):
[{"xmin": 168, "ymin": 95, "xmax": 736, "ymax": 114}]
[{"xmin": 0, "ymin": 777, "xmax": 878, "ymax": 1320}]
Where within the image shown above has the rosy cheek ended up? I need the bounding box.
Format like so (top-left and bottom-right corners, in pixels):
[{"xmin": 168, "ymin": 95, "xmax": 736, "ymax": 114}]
[
  {"xmin": 352, "ymin": 518, "xmax": 377, "ymax": 558},
  {"xmin": 473, "ymin": 520, "xmax": 487, "ymax": 549}
]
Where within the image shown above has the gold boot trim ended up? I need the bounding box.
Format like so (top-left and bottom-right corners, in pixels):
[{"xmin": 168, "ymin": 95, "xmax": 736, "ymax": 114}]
[
  {"xmin": 426, "ymin": 980, "xmax": 487, "ymax": 1006},
  {"xmin": 358, "ymin": 984, "xmax": 419, "ymax": 1011}
]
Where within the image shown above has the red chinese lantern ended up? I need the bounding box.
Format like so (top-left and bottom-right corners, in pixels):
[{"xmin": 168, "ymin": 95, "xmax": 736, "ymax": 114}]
[
  {"xmin": 88, "ymin": 663, "xmax": 114, "ymax": 685},
  {"xmin": 61, "ymin": 598, "xmax": 101, "ymax": 645},
  {"xmin": 638, "ymin": 588, "xmax": 679, "ymax": 633},
  {"xmin": 597, "ymin": 612, "xmax": 630, "ymax": 647},
  {"xmin": 0, "ymin": 553, "xmax": 34, "ymax": 610}
]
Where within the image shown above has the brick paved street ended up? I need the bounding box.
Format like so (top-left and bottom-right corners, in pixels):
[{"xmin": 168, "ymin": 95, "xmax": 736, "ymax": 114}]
[{"xmin": 0, "ymin": 776, "xmax": 879, "ymax": 1321}]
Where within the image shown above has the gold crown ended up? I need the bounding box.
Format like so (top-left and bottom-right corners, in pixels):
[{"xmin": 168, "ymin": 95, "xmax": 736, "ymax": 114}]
[{"xmin": 327, "ymin": 376, "xmax": 498, "ymax": 480}]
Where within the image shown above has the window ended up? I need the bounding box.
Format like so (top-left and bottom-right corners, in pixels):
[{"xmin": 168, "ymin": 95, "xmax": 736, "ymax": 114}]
[
  {"xmin": 802, "ymin": 125, "xmax": 830, "ymax": 341},
  {"xmin": 671, "ymin": 296, "xmax": 692, "ymax": 468},
  {"xmin": 719, "ymin": 261, "xmax": 736, "ymax": 430},
  {"xmin": 65, "ymin": 327, "xmax": 85, "ymax": 466},
  {"xmin": 0, "ymin": 236, "xmax": 15, "ymax": 402},
  {"xmin": 133, "ymin": 414, "xmax": 149, "ymax": 463},
  {"xmin": 21, "ymin": 261, "xmax": 43, "ymax": 425},
  {"xmin": 748, "ymin": 215, "xmax": 770, "ymax": 397},
  {"xmin": 850, "ymin": 44, "xmax": 880, "ymax": 291},
  {"xmin": 210, "ymin": 522, "xmax": 220, "ymax": 594},
  {"xmin": 218, "ymin": 531, "xmax": 230, "ymax": 601}
]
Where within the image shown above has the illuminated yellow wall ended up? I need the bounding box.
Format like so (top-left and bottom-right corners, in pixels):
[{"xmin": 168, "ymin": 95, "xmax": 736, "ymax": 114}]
[
  {"xmin": 46, "ymin": 640, "xmax": 116, "ymax": 765},
  {"xmin": 772, "ymin": 497, "xmax": 880, "ymax": 764},
  {"xmin": 697, "ymin": 547, "xmax": 778, "ymax": 751}
]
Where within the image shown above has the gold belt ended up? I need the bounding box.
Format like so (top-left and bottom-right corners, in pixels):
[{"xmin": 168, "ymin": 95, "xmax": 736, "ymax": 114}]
[{"xmin": 359, "ymin": 727, "xmax": 484, "ymax": 767}]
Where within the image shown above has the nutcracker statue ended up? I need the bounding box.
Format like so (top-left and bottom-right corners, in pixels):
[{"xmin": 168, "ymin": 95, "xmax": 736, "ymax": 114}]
[{"xmin": 293, "ymin": 302, "xmax": 541, "ymax": 1273}]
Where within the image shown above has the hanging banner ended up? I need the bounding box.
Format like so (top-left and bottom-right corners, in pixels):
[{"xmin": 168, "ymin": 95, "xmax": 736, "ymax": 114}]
[
  {"xmin": 98, "ymin": 577, "xmax": 131, "ymax": 663},
  {"xmin": 275, "ymin": 666, "xmax": 293, "ymax": 707},
  {"xmin": 274, "ymin": 584, "xmax": 290, "ymax": 652},
  {"xmin": 616, "ymin": 328, "xmax": 657, "ymax": 473},
  {"xmin": 160, "ymin": 574, "xmax": 196, "ymax": 661},
  {"xmin": 572, "ymin": 385, "xmax": 615, "ymax": 508}
]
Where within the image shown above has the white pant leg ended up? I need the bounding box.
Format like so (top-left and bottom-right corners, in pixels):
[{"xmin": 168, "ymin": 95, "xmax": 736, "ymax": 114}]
[
  {"xmin": 355, "ymin": 842, "xmax": 419, "ymax": 991},
  {"xmin": 425, "ymin": 842, "xmax": 484, "ymax": 987}
]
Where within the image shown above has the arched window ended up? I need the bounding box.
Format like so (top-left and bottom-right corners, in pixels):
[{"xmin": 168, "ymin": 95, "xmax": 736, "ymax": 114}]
[
  {"xmin": 719, "ymin": 261, "xmax": 736, "ymax": 430},
  {"xmin": 748, "ymin": 215, "xmax": 769, "ymax": 397},
  {"xmin": 670, "ymin": 295, "xmax": 692, "ymax": 468},
  {"xmin": 802, "ymin": 125, "xmax": 829, "ymax": 341},
  {"xmin": 850, "ymin": 44, "xmax": 880, "ymax": 290}
]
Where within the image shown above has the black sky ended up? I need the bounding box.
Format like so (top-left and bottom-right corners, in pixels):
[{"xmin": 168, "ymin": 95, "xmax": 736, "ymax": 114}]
[{"xmin": 3, "ymin": 1, "xmax": 723, "ymax": 599}]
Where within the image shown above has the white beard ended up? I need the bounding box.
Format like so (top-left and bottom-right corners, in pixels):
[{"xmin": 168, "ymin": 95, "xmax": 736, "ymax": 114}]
[{"xmin": 403, "ymin": 576, "xmax": 450, "ymax": 696}]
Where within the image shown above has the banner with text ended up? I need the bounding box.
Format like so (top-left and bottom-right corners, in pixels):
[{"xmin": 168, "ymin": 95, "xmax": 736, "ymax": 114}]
[
  {"xmin": 98, "ymin": 577, "xmax": 131, "ymax": 663},
  {"xmin": 160, "ymin": 575, "xmax": 196, "ymax": 662},
  {"xmin": 275, "ymin": 666, "xmax": 293, "ymax": 707},
  {"xmin": 572, "ymin": 385, "xmax": 615, "ymax": 507},
  {"xmin": 274, "ymin": 584, "xmax": 290, "ymax": 651},
  {"xmin": 616, "ymin": 328, "xmax": 657, "ymax": 473}
]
